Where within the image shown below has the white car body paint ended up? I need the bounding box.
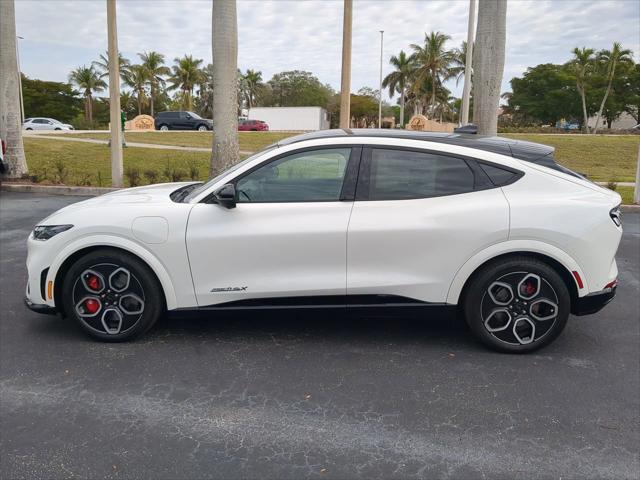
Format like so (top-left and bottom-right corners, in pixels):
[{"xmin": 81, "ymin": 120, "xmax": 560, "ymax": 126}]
[{"xmin": 26, "ymin": 134, "xmax": 622, "ymax": 316}]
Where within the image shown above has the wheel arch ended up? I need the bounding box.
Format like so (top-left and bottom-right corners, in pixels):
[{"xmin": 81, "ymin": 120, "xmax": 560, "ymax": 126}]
[
  {"xmin": 447, "ymin": 242, "xmax": 585, "ymax": 309},
  {"xmin": 50, "ymin": 240, "xmax": 177, "ymax": 315}
]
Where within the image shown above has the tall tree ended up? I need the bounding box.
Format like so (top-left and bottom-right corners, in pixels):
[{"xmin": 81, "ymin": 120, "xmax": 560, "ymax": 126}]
[
  {"xmin": 0, "ymin": 0, "xmax": 28, "ymax": 178},
  {"xmin": 68, "ymin": 65, "xmax": 107, "ymax": 122},
  {"xmin": 92, "ymin": 51, "xmax": 131, "ymax": 81},
  {"xmin": 568, "ymin": 47, "xmax": 595, "ymax": 133},
  {"xmin": 410, "ymin": 31, "xmax": 455, "ymax": 118},
  {"xmin": 21, "ymin": 76, "xmax": 83, "ymax": 122},
  {"xmin": 139, "ymin": 51, "xmax": 170, "ymax": 117},
  {"xmin": 124, "ymin": 64, "xmax": 150, "ymax": 115},
  {"xmin": 242, "ymin": 69, "xmax": 263, "ymax": 109},
  {"xmin": 473, "ymin": 0, "xmax": 507, "ymax": 136},
  {"xmin": 264, "ymin": 70, "xmax": 334, "ymax": 107},
  {"xmin": 592, "ymin": 43, "xmax": 633, "ymax": 133},
  {"xmin": 211, "ymin": 0, "xmax": 239, "ymax": 175},
  {"xmin": 382, "ymin": 50, "xmax": 412, "ymax": 127},
  {"xmin": 168, "ymin": 55, "xmax": 203, "ymax": 111}
]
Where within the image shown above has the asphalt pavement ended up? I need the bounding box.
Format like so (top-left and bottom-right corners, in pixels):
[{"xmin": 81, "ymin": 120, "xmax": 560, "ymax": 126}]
[{"xmin": 1, "ymin": 191, "xmax": 638, "ymax": 479}]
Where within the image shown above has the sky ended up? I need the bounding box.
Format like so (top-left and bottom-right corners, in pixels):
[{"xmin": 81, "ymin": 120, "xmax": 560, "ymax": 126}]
[{"xmin": 14, "ymin": 0, "xmax": 640, "ymax": 102}]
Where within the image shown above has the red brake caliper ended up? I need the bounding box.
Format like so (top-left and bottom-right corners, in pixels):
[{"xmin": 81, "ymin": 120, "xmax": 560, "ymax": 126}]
[
  {"xmin": 84, "ymin": 298, "xmax": 100, "ymax": 314},
  {"xmin": 86, "ymin": 274, "xmax": 101, "ymax": 292}
]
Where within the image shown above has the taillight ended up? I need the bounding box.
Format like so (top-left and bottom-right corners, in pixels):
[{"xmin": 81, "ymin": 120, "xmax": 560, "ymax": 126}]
[{"xmin": 609, "ymin": 205, "xmax": 622, "ymax": 227}]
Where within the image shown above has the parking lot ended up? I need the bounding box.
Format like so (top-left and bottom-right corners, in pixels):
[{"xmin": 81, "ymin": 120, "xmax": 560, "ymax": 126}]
[{"xmin": 1, "ymin": 191, "xmax": 638, "ymax": 479}]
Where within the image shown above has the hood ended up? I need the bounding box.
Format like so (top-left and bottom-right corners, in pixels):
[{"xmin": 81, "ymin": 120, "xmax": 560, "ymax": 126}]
[{"xmin": 40, "ymin": 182, "xmax": 200, "ymax": 223}]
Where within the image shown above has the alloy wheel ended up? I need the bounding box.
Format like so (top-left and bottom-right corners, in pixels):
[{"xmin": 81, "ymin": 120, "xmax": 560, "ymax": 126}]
[
  {"xmin": 481, "ymin": 272, "xmax": 559, "ymax": 346},
  {"xmin": 73, "ymin": 263, "xmax": 146, "ymax": 335}
]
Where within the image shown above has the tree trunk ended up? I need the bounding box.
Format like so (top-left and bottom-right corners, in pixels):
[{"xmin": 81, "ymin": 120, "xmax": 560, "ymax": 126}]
[
  {"xmin": 137, "ymin": 90, "xmax": 142, "ymax": 115},
  {"xmin": 88, "ymin": 94, "xmax": 93, "ymax": 122},
  {"xmin": 150, "ymin": 82, "xmax": 155, "ymax": 117},
  {"xmin": 472, "ymin": 0, "xmax": 507, "ymax": 136},
  {"xmin": 400, "ymin": 86, "xmax": 405, "ymax": 127},
  {"xmin": 593, "ymin": 60, "xmax": 616, "ymax": 135},
  {"xmin": 579, "ymin": 86, "xmax": 590, "ymax": 134},
  {"xmin": 0, "ymin": 0, "xmax": 28, "ymax": 178},
  {"xmin": 431, "ymin": 70, "xmax": 437, "ymax": 120},
  {"xmin": 211, "ymin": 0, "xmax": 239, "ymax": 176}
]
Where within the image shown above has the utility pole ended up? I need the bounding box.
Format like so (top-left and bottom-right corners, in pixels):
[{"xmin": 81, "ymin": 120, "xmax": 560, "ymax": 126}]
[
  {"xmin": 460, "ymin": 0, "xmax": 476, "ymax": 126},
  {"xmin": 16, "ymin": 36, "xmax": 24, "ymax": 123},
  {"xmin": 378, "ymin": 30, "xmax": 384, "ymax": 129},
  {"xmin": 107, "ymin": 0, "xmax": 123, "ymax": 187},
  {"xmin": 339, "ymin": 0, "xmax": 352, "ymax": 129}
]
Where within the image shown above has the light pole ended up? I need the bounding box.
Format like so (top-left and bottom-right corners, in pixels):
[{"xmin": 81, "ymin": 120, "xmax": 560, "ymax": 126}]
[
  {"xmin": 339, "ymin": 0, "xmax": 353, "ymax": 129},
  {"xmin": 378, "ymin": 30, "xmax": 384, "ymax": 128},
  {"xmin": 460, "ymin": 0, "xmax": 475, "ymax": 126},
  {"xmin": 16, "ymin": 35, "xmax": 24, "ymax": 123},
  {"xmin": 107, "ymin": 0, "xmax": 123, "ymax": 187}
]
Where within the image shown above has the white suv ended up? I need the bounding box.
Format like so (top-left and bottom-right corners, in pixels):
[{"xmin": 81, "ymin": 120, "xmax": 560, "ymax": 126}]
[
  {"xmin": 23, "ymin": 117, "xmax": 74, "ymax": 131},
  {"xmin": 25, "ymin": 130, "xmax": 622, "ymax": 352}
]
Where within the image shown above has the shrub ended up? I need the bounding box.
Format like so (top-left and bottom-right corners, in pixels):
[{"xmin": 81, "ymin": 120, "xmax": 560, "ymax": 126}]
[
  {"xmin": 144, "ymin": 169, "xmax": 159, "ymax": 184},
  {"xmin": 79, "ymin": 173, "xmax": 93, "ymax": 186},
  {"xmin": 172, "ymin": 169, "xmax": 188, "ymax": 182},
  {"xmin": 54, "ymin": 159, "xmax": 69, "ymax": 184},
  {"xmin": 96, "ymin": 171, "xmax": 104, "ymax": 187},
  {"xmin": 187, "ymin": 160, "xmax": 200, "ymax": 180},
  {"xmin": 606, "ymin": 181, "xmax": 618, "ymax": 191},
  {"xmin": 125, "ymin": 166, "xmax": 142, "ymax": 187}
]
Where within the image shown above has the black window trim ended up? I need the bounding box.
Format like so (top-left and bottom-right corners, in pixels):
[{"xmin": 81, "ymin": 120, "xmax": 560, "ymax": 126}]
[
  {"xmin": 355, "ymin": 145, "xmax": 523, "ymax": 202},
  {"xmin": 202, "ymin": 144, "xmax": 363, "ymax": 204},
  {"xmin": 476, "ymin": 160, "xmax": 525, "ymax": 187}
]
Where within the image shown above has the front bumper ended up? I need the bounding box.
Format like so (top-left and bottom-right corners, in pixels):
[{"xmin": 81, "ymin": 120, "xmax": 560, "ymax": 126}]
[
  {"xmin": 24, "ymin": 297, "xmax": 57, "ymax": 315},
  {"xmin": 572, "ymin": 286, "xmax": 617, "ymax": 316}
]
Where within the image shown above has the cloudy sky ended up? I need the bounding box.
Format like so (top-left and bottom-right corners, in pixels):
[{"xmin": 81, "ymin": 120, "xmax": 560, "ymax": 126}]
[{"xmin": 14, "ymin": 0, "xmax": 640, "ymax": 101}]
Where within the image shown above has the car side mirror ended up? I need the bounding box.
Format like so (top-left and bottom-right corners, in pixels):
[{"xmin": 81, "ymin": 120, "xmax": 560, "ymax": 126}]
[
  {"xmin": 213, "ymin": 184, "xmax": 236, "ymax": 209},
  {"xmin": 185, "ymin": 114, "xmax": 191, "ymax": 119}
]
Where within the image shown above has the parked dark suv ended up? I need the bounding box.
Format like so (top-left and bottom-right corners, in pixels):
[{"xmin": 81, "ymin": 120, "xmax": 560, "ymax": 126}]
[{"xmin": 154, "ymin": 111, "xmax": 212, "ymax": 131}]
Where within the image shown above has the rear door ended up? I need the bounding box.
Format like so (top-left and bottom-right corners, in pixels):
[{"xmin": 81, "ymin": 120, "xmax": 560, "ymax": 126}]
[{"xmin": 346, "ymin": 146, "xmax": 510, "ymax": 304}]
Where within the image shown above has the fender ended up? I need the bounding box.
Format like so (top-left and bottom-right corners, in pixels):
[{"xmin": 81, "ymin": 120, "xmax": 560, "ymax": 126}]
[
  {"xmin": 446, "ymin": 240, "xmax": 588, "ymax": 304},
  {"xmin": 45, "ymin": 234, "xmax": 180, "ymax": 310}
]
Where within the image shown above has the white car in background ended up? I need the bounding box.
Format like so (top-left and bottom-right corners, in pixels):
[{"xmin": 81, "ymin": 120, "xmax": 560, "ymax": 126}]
[
  {"xmin": 24, "ymin": 130, "xmax": 622, "ymax": 352},
  {"xmin": 23, "ymin": 117, "xmax": 74, "ymax": 131}
]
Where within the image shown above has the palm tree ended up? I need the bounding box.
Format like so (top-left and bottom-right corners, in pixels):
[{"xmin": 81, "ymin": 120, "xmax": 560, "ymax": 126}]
[
  {"xmin": 472, "ymin": 0, "xmax": 507, "ymax": 136},
  {"xmin": 382, "ymin": 50, "xmax": 412, "ymax": 127},
  {"xmin": 124, "ymin": 64, "xmax": 150, "ymax": 115},
  {"xmin": 242, "ymin": 69, "xmax": 263, "ymax": 109},
  {"xmin": 211, "ymin": 0, "xmax": 240, "ymax": 175},
  {"xmin": 68, "ymin": 65, "xmax": 107, "ymax": 122},
  {"xmin": 139, "ymin": 51, "xmax": 170, "ymax": 117},
  {"xmin": 569, "ymin": 47, "xmax": 595, "ymax": 133},
  {"xmin": 168, "ymin": 55, "xmax": 203, "ymax": 111},
  {"xmin": 0, "ymin": 0, "xmax": 28, "ymax": 178},
  {"xmin": 592, "ymin": 43, "xmax": 633, "ymax": 134},
  {"xmin": 92, "ymin": 51, "xmax": 131, "ymax": 81},
  {"xmin": 410, "ymin": 31, "xmax": 456, "ymax": 118},
  {"xmin": 450, "ymin": 41, "xmax": 470, "ymax": 85}
]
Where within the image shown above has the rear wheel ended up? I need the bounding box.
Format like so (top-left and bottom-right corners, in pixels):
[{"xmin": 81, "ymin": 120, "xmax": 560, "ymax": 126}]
[
  {"xmin": 159, "ymin": 124, "xmax": 169, "ymax": 131},
  {"xmin": 463, "ymin": 257, "xmax": 570, "ymax": 353},
  {"xmin": 61, "ymin": 249, "xmax": 164, "ymax": 341}
]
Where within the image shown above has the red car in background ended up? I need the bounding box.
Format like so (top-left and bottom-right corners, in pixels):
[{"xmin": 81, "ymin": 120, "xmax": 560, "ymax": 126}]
[{"xmin": 239, "ymin": 119, "xmax": 269, "ymax": 131}]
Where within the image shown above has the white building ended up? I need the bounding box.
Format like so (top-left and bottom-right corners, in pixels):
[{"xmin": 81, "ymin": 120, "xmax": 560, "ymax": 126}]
[{"xmin": 248, "ymin": 106, "xmax": 330, "ymax": 131}]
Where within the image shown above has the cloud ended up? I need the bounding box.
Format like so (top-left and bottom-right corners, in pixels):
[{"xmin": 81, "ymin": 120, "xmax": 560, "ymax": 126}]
[{"xmin": 14, "ymin": 0, "xmax": 640, "ymax": 101}]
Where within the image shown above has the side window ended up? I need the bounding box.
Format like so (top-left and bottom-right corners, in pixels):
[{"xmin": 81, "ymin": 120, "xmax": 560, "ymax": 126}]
[
  {"xmin": 363, "ymin": 148, "xmax": 476, "ymax": 200},
  {"xmin": 479, "ymin": 162, "xmax": 521, "ymax": 186},
  {"xmin": 236, "ymin": 148, "xmax": 351, "ymax": 203}
]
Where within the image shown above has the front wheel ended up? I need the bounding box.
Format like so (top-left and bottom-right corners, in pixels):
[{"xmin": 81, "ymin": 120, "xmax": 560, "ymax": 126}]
[
  {"xmin": 61, "ymin": 249, "xmax": 164, "ymax": 341},
  {"xmin": 463, "ymin": 257, "xmax": 570, "ymax": 353},
  {"xmin": 197, "ymin": 124, "xmax": 208, "ymax": 132}
]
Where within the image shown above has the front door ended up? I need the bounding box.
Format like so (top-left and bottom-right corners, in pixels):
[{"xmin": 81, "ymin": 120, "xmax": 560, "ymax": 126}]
[
  {"xmin": 347, "ymin": 147, "xmax": 510, "ymax": 304},
  {"xmin": 186, "ymin": 147, "xmax": 360, "ymax": 307}
]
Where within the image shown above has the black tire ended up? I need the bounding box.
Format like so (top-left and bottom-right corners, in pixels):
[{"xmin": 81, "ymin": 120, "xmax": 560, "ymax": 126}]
[
  {"xmin": 26, "ymin": 128, "xmax": 33, "ymax": 130},
  {"xmin": 61, "ymin": 248, "xmax": 164, "ymax": 341},
  {"xmin": 463, "ymin": 256, "xmax": 570, "ymax": 353},
  {"xmin": 197, "ymin": 124, "xmax": 208, "ymax": 131},
  {"xmin": 55, "ymin": 128, "xmax": 62, "ymax": 131},
  {"xmin": 159, "ymin": 124, "xmax": 169, "ymax": 131}
]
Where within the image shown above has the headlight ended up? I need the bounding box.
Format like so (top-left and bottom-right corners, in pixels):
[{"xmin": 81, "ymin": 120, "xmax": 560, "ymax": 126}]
[{"xmin": 33, "ymin": 224, "xmax": 73, "ymax": 241}]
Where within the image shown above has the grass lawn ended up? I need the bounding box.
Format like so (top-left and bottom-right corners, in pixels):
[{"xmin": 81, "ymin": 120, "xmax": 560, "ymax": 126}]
[
  {"xmin": 24, "ymin": 138, "xmax": 218, "ymax": 187},
  {"xmin": 42, "ymin": 131, "xmax": 295, "ymax": 152},
  {"xmin": 612, "ymin": 186, "xmax": 636, "ymax": 205},
  {"xmin": 502, "ymin": 134, "xmax": 640, "ymax": 182}
]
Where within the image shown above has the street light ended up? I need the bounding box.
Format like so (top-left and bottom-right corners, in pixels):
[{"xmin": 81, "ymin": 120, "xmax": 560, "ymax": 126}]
[
  {"xmin": 16, "ymin": 35, "xmax": 24, "ymax": 123},
  {"xmin": 378, "ymin": 30, "xmax": 384, "ymax": 128}
]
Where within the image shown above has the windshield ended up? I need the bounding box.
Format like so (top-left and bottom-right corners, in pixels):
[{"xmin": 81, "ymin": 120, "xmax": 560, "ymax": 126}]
[
  {"xmin": 188, "ymin": 111, "xmax": 203, "ymax": 120},
  {"xmin": 183, "ymin": 145, "xmax": 278, "ymax": 202}
]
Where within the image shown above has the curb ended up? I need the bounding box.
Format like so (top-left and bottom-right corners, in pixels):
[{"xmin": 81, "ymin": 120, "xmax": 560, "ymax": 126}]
[
  {"xmin": 621, "ymin": 204, "xmax": 640, "ymax": 213},
  {"xmin": 1, "ymin": 183, "xmax": 119, "ymax": 196}
]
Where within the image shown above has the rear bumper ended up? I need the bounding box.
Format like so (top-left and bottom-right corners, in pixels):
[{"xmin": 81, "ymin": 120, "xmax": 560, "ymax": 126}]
[
  {"xmin": 24, "ymin": 297, "xmax": 57, "ymax": 315},
  {"xmin": 572, "ymin": 286, "xmax": 617, "ymax": 316}
]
